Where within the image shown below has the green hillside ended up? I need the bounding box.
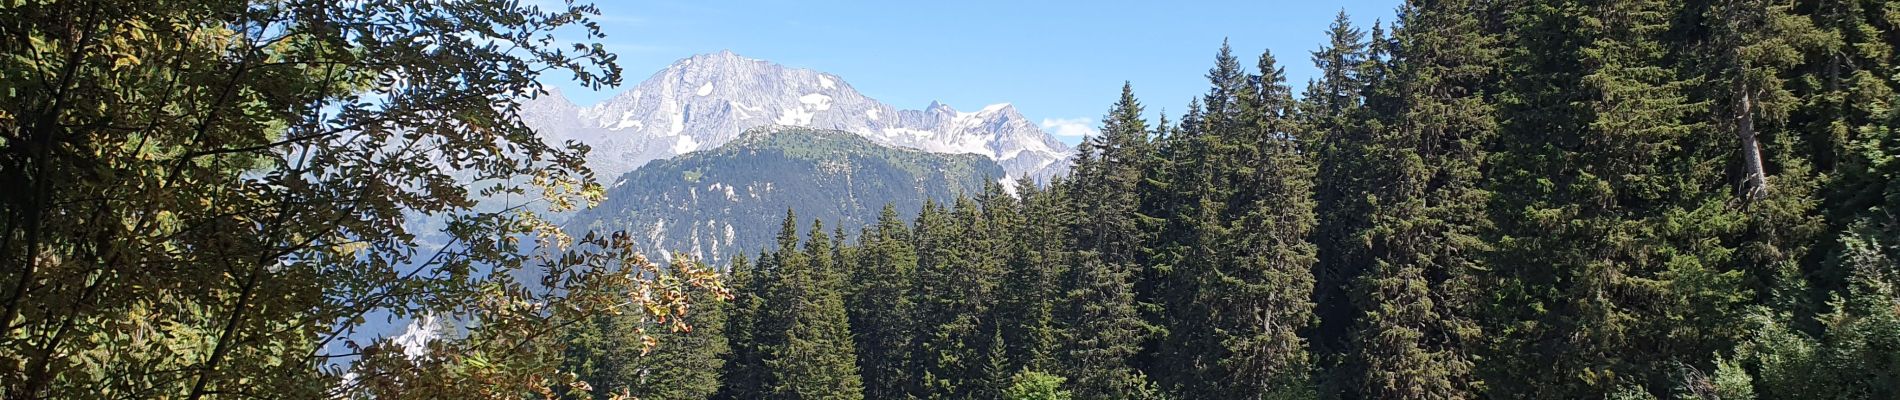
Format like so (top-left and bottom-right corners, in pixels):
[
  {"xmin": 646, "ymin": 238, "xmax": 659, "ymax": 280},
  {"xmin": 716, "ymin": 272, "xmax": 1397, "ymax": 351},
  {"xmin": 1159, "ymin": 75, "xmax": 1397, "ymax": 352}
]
[{"xmin": 567, "ymin": 126, "xmax": 1006, "ymax": 263}]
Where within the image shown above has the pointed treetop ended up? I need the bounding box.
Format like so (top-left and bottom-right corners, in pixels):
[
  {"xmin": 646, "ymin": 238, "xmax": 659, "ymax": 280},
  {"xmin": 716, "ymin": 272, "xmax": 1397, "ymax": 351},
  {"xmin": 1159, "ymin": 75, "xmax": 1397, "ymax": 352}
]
[
  {"xmin": 1104, "ymin": 82, "xmax": 1149, "ymax": 141},
  {"xmin": 1327, "ymin": 9, "xmax": 1362, "ymax": 44},
  {"xmin": 778, "ymin": 209, "xmax": 801, "ymax": 250},
  {"xmin": 1258, "ymin": 49, "xmax": 1288, "ymax": 87},
  {"xmin": 1206, "ymin": 39, "xmax": 1248, "ymax": 116},
  {"xmin": 806, "ymin": 219, "xmax": 831, "ymax": 253}
]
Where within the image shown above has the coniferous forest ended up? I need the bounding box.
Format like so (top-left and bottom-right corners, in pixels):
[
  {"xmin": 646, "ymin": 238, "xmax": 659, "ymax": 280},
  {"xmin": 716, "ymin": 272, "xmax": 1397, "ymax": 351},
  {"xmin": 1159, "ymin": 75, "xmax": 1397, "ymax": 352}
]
[
  {"xmin": 587, "ymin": 2, "xmax": 1900, "ymax": 399},
  {"xmin": 7, "ymin": 0, "xmax": 1900, "ymax": 399}
]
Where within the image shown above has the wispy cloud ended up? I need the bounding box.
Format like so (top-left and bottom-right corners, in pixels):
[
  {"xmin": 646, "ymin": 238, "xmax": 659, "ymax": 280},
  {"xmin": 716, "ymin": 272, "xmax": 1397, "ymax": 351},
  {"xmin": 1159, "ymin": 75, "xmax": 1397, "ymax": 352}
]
[{"xmin": 1039, "ymin": 117, "xmax": 1100, "ymax": 138}]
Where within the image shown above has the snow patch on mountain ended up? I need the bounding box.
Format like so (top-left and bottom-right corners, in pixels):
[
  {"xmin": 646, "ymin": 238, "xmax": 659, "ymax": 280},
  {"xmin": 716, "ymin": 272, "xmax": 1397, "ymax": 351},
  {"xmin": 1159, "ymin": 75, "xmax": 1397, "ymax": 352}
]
[
  {"xmin": 799, "ymin": 93, "xmax": 833, "ymax": 110},
  {"xmin": 519, "ymin": 50, "xmax": 1074, "ymax": 186},
  {"xmin": 613, "ymin": 110, "xmax": 641, "ymax": 130},
  {"xmin": 673, "ymin": 135, "xmax": 700, "ymax": 154},
  {"xmin": 777, "ymin": 107, "xmax": 815, "ymax": 126}
]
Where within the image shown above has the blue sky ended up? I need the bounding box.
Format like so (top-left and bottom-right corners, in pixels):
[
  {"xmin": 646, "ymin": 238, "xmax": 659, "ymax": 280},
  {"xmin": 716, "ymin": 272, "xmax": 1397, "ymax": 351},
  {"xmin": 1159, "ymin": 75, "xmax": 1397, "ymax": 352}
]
[{"xmin": 544, "ymin": 0, "xmax": 1398, "ymax": 145}]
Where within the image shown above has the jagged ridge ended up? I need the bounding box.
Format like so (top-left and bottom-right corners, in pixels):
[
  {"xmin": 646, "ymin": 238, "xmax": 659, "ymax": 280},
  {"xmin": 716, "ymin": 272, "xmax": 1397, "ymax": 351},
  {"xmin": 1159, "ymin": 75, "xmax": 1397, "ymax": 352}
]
[{"xmin": 521, "ymin": 50, "xmax": 1072, "ymax": 186}]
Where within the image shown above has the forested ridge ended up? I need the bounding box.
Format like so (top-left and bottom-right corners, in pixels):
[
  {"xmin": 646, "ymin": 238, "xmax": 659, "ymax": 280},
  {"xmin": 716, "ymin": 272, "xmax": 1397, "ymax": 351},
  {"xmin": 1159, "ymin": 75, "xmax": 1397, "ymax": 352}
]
[
  {"xmin": 563, "ymin": 126, "xmax": 1006, "ymax": 266},
  {"xmin": 582, "ymin": 1, "xmax": 1900, "ymax": 399},
  {"xmin": 6, "ymin": 0, "xmax": 1900, "ymax": 399}
]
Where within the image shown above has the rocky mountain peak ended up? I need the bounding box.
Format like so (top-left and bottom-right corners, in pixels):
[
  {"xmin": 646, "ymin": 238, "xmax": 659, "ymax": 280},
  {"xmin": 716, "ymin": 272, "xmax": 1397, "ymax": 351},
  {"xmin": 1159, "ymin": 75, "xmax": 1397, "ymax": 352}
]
[{"xmin": 522, "ymin": 51, "xmax": 1074, "ymax": 186}]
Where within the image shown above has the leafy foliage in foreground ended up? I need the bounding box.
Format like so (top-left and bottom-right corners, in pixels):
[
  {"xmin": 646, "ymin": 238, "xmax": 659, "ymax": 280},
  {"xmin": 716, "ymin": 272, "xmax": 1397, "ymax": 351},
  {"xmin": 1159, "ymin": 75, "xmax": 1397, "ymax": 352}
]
[{"xmin": 0, "ymin": 0, "xmax": 722, "ymax": 398}]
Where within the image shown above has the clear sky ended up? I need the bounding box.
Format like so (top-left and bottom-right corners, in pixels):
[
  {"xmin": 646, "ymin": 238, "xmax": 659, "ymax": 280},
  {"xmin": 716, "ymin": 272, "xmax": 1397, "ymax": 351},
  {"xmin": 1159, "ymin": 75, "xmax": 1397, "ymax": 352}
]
[{"xmin": 545, "ymin": 0, "xmax": 1398, "ymax": 145}]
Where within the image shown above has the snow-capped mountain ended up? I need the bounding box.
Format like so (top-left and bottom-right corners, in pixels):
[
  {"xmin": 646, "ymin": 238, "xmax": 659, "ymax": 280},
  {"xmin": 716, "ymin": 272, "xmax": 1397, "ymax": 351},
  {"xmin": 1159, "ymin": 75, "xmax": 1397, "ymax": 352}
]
[{"xmin": 520, "ymin": 50, "xmax": 1073, "ymax": 185}]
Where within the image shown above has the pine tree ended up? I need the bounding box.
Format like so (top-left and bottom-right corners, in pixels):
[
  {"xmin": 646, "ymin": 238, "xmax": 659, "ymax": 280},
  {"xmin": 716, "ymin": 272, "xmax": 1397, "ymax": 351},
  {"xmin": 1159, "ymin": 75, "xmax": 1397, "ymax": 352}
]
[
  {"xmin": 719, "ymin": 252, "xmax": 772, "ymax": 400},
  {"xmin": 1004, "ymin": 370, "xmax": 1075, "ymax": 400},
  {"xmin": 1145, "ymin": 44, "xmax": 1250, "ymax": 398},
  {"xmin": 1055, "ymin": 251, "xmax": 1151, "ymax": 400},
  {"xmin": 737, "ymin": 212, "xmax": 808, "ymax": 397},
  {"xmin": 849, "ymin": 205, "xmax": 920, "ymax": 400},
  {"xmin": 996, "ymin": 181, "xmax": 1065, "ymax": 372},
  {"xmin": 909, "ymin": 198, "xmax": 997, "ymax": 399},
  {"xmin": 1346, "ymin": 0, "xmax": 1496, "ymax": 397},
  {"xmin": 1486, "ymin": 0, "xmax": 1767, "ymax": 395},
  {"xmin": 1741, "ymin": 80, "xmax": 1900, "ymax": 400},
  {"xmin": 1700, "ymin": 0, "xmax": 1826, "ymax": 201},
  {"xmin": 1801, "ymin": 0, "xmax": 1900, "ymax": 297},
  {"xmin": 1214, "ymin": 48, "xmax": 1319, "ymax": 399},
  {"xmin": 971, "ymin": 182, "xmax": 1024, "ymax": 397},
  {"xmin": 1080, "ymin": 83, "xmax": 1157, "ymax": 271},
  {"xmin": 1797, "ymin": 0, "xmax": 1898, "ymax": 175},
  {"xmin": 754, "ymin": 214, "xmax": 866, "ymax": 399},
  {"xmin": 1304, "ymin": 14, "xmax": 1390, "ymax": 398},
  {"xmin": 1052, "ymin": 84, "xmax": 1158, "ymax": 399},
  {"xmin": 1305, "ymin": 13, "xmax": 1377, "ymax": 378}
]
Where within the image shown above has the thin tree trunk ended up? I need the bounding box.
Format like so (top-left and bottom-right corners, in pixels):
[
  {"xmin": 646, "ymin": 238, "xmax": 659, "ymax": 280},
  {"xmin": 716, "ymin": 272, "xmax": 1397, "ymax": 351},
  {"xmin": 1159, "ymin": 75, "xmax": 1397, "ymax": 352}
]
[{"xmin": 1736, "ymin": 79, "xmax": 1769, "ymax": 200}]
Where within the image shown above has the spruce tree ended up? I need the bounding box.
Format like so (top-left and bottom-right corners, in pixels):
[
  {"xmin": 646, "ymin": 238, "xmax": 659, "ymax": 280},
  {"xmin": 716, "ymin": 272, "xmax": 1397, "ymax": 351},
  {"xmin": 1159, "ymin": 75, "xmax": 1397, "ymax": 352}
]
[
  {"xmin": 1215, "ymin": 48, "xmax": 1319, "ymax": 399},
  {"xmin": 1055, "ymin": 251, "xmax": 1150, "ymax": 400},
  {"xmin": 1741, "ymin": 80, "xmax": 1900, "ymax": 400},
  {"xmin": 761, "ymin": 220, "xmax": 865, "ymax": 399},
  {"xmin": 1305, "ymin": 13, "xmax": 1377, "ymax": 377},
  {"xmin": 719, "ymin": 252, "xmax": 772, "ymax": 400},
  {"xmin": 1801, "ymin": 0, "xmax": 1900, "ymax": 297},
  {"xmin": 909, "ymin": 198, "xmax": 996, "ymax": 399},
  {"xmin": 1797, "ymin": 0, "xmax": 1898, "ymax": 176},
  {"xmin": 996, "ymin": 180, "xmax": 1066, "ymax": 372},
  {"xmin": 1699, "ymin": 0, "xmax": 1826, "ymax": 201},
  {"xmin": 1486, "ymin": 0, "xmax": 1764, "ymax": 395},
  {"xmin": 971, "ymin": 182, "xmax": 1024, "ymax": 396},
  {"xmin": 1146, "ymin": 44, "xmax": 1249, "ymax": 397},
  {"xmin": 1346, "ymin": 0, "xmax": 1496, "ymax": 397},
  {"xmin": 720, "ymin": 212, "xmax": 803, "ymax": 399},
  {"xmin": 849, "ymin": 205, "xmax": 920, "ymax": 400},
  {"xmin": 1053, "ymin": 84, "xmax": 1158, "ymax": 399}
]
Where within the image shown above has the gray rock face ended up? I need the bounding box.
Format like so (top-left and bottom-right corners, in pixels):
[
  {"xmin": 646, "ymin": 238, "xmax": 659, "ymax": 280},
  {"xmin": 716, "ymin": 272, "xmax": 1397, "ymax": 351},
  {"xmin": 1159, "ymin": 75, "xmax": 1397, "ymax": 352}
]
[{"xmin": 520, "ymin": 50, "xmax": 1073, "ymax": 186}]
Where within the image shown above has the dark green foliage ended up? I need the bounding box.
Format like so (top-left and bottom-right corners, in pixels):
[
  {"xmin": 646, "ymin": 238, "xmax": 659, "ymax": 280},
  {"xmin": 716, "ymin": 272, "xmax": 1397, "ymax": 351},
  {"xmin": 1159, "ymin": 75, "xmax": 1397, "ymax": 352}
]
[
  {"xmin": 1306, "ymin": 14, "xmax": 1378, "ymax": 379},
  {"xmin": 849, "ymin": 205, "xmax": 921, "ymax": 400},
  {"xmin": 1140, "ymin": 43, "xmax": 1324, "ymax": 399},
  {"xmin": 1336, "ymin": 2, "xmax": 1497, "ymax": 398},
  {"xmin": 1801, "ymin": 0, "xmax": 1900, "ymax": 300},
  {"xmin": 683, "ymin": 2, "xmax": 1900, "ymax": 398},
  {"xmin": 1054, "ymin": 251, "xmax": 1151, "ymax": 400},
  {"xmin": 1219, "ymin": 48, "xmax": 1320, "ymax": 399},
  {"xmin": 718, "ymin": 254, "xmax": 771, "ymax": 400},
  {"xmin": 1144, "ymin": 43, "xmax": 1247, "ymax": 398},
  {"xmin": 1483, "ymin": 0, "xmax": 1768, "ymax": 396},
  {"xmin": 760, "ymin": 219, "xmax": 866, "ymax": 399},
  {"xmin": 1738, "ymin": 57, "xmax": 1900, "ymax": 400},
  {"xmin": 1055, "ymin": 83, "xmax": 1161, "ymax": 400},
  {"xmin": 995, "ymin": 181, "xmax": 1067, "ymax": 372}
]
